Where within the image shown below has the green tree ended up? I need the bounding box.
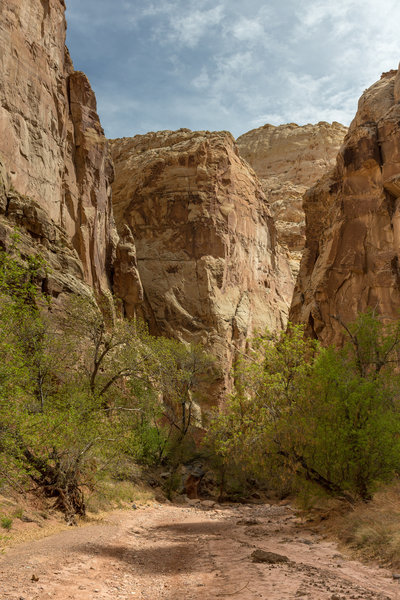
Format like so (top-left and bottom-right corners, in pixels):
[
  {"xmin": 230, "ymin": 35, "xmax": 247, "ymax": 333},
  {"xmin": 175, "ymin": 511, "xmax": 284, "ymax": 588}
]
[
  {"xmin": 302, "ymin": 311, "xmax": 400, "ymax": 499},
  {"xmin": 152, "ymin": 339, "xmax": 216, "ymax": 440},
  {"xmin": 208, "ymin": 315, "xmax": 400, "ymax": 501},
  {"xmin": 0, "ymin": 243, "xmax": 217, "ymax": 516}
]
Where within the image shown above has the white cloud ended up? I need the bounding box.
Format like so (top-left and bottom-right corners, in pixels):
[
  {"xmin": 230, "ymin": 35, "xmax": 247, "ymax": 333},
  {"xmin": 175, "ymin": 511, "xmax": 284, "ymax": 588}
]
[
  {"xmin": 192, "ymin": 67, "xmax": 210, "ymax": 89},
  {"xmin": 167, "ymin": 6, "xmax": 224, "ymax": 48},
  {"xmin": 230, "ymin": 18, "xmax": 265, "ymax": 42},
  {"xmin": 297, "ymin": 0, "xmax": 354, "ymax": 29},
  {"xmin": 66, "ymin": 0, "xmax": 400, "ymax": 139},
  {"xmin": 137, "ymin": 1, "xmax": 178, "ymax": 17},
  {"xmin": 146, "ymin": 3, "xmax": 225, "ymax": 48},
  {"xmin": 250, "ymin": 112, "xmax": 286, "ymax": 127}
]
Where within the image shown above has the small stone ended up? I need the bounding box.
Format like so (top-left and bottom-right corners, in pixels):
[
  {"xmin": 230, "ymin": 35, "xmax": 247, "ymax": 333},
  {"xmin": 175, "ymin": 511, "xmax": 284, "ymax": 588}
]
[
  {"xmin": 186, "ymin": 498, "xmax": 201, "ymax": 506},
  {"xmin": 19, "ymin": 515, "xmax": 35, "ymax": 523},
  {"xmin": 251, "ymin": 549, "xmax": 290, "ymax": 564},
  {"xmin": 201, "ymin": 500, "xmax": 216, "ymax": 509}
]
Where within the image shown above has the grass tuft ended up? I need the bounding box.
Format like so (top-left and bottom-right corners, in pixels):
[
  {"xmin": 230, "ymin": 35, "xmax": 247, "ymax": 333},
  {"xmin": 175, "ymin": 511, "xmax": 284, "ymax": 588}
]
[
  {"xmin": 325, "ymin": 480, "xmax": 400, "ymax": 567},
  {"xmin": 0, "ymin": 516, "xmax": 13, "ymax": 530},
  {"xmin": 85, "ymin": 479, "xmax": 155, "ymax": 514}
]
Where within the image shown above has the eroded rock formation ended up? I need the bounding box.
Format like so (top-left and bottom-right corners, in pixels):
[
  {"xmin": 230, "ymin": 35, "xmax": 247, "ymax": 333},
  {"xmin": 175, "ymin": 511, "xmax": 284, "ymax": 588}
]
[
  {"xmin": 0, "ymin": 158, "xmax": 91, "ymax": 299},
  {"xmin": 237, "ymin": 122, "xmax": 347, "ymax": 277},
  {"xmin": 0, "ymin": 0, "xmax": 117, "ymax": 296},
  {"xmin": 111, "ymin": 129, "xmax": 293, "ymax": 396},
  {"xmin": 290, "ymin": 66, "xmax": 400, "ymax": 345}
]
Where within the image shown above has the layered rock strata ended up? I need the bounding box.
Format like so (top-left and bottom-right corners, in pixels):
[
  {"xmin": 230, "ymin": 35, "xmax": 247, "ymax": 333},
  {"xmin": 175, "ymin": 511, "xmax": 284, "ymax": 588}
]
[
  {"xmin": 0, "ymin": 0, "xmax": 118, "ymax": 296},
  {"xmin": 0, "ymin": 159, "xmax": 92, "ymax": 300},
  {"xmin": 290, "ymin": 67, "xmax": 400, "ymax": 345},
  {"xmin": 111, "ymin": 129, "xmax": 293, "ymax": 397},
  {"xmin": 237, "ymin": 122, "xmax": 347, "ymax": 277}
]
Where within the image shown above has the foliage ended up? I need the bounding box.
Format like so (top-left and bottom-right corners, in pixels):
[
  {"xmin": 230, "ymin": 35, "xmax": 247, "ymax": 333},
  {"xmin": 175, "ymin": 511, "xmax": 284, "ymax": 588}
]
[
  {"xmin": 0, "ymin": 517, "xmax": 12, "ymax": 530},
  {"xmin": 7, "ymin": 234, "xmax": 400, "ymax": 513},
  {"xmin": 85, "ymin": 478, "xmax": 154, "ymax": 513},
  {"xmin": 207, "ymin": 314, "xmax": 400, "ymax": 501},
  {"xmin": 330, "ymin": 479, "xmax": 400, "ymax": 568},
  {"xmin": 150, "ymin": 337, "xmax": 217, "ymax": 446},
  {"xmin": 206, "ymin": 324, "xmax": 317, "ymax": 497},
  {"xmin": 0, "ymin": 242, "xmax": 215, "ymax": 517},
  {"xmin": 0, "ymin": 232, "xmax": 45, "ymax": 306}
]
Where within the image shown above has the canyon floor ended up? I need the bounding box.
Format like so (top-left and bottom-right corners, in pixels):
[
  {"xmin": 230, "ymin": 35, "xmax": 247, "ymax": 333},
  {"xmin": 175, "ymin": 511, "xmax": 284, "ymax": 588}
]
[{"xmin": 0, "ymin": 501, "xmax": 399, "ymax": 600}]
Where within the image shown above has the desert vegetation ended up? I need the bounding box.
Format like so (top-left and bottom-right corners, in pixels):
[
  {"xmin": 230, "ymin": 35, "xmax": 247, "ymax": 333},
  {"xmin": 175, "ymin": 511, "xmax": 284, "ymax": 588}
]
[
  {"xmin": 0, "ymin": 239, "xmax": 216, "ymax": 520},
  {"xmin": 207, "ymin": 313, "xmax": 400, "ymax": 504},
  {"xmin": 2, "ymin": 240, "xmax": 400, "ymax": 544}
]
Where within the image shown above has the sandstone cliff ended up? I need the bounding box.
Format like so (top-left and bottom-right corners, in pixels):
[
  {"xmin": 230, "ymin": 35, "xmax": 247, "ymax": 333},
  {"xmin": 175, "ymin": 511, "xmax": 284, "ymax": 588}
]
[
  {"xmin": 237, "ymin": 122, "xmax": 347, "ymax": 278},
  {"xmin": 110, "ymin": 129, "xmax": 293, "ymax": 396},
  {"xmin": 0, "ymin": 0, "xmax": 117, "ymax": 297},
  {"xmin": 290, "ymin": 66, "xmax": 400, "ymax": 345}
]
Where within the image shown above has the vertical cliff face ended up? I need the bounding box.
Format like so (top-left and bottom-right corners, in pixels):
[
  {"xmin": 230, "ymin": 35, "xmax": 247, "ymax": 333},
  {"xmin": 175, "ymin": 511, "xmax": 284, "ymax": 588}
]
[
  {"xmin": 0, "ymin": 0, "xmax": 115, "ymax": 294},
  {"xmin": 290, "ymin": 67, "xmax": 400, "ymax": 344},
  {"xmin": 237, "ymin": 122, "xmax": 347, "ymax": 278},
  {"xmin": 111, "ymin": 129, "xmax": 293, "ymax": 396}
]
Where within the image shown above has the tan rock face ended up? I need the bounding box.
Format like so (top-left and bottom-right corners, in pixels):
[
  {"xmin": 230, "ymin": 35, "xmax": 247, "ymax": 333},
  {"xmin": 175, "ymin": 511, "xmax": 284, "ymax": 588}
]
[
  {"xmin": 290, "ymin": 66, "xmax": 400, "ymax": 345},
  {"xmin": 111, "ymin": 129, "xmax": 293, "ymax": 397},
  {"xmin": 0, "ymin": 0, "xmax": 115, "ymax": 294},
  {"xmin": 0, "ymin": 158, "xmax": 92, "ymax": 301},
  {"xmin": 237, "ymin": 122, "xmax": 347, "ymax": 278}
]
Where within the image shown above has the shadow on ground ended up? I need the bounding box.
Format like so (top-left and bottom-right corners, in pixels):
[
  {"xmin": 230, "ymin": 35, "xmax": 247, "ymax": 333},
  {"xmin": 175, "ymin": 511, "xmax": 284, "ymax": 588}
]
[
  {"xmin": 74, "ymin": 540, "xmax": 202, "ymax": 575},
  {"xmin": 150, "ymin": 520, "xmax": 227, "ymax": 536}
]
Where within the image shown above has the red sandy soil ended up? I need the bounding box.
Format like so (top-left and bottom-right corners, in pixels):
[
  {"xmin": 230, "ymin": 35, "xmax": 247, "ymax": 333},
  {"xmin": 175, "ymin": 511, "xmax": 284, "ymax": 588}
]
[{"xmin": 0, "ymin": 502, "xmax": 399, "ymax": 600}]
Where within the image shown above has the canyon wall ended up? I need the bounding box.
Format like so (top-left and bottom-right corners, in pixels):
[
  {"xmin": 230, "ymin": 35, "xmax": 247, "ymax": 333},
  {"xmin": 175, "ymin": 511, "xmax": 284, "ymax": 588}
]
[
  {"xmin": 237, "ymin": 122, "xmax": 347, "ymax": 278},
  {"xmin": 0, "ymin": 0, "xmax": 117, "ymax": 297},
  {"xmin": 0, "ymin": 0, "xmax": 295, "ymax": 401},
  {"xmin": 290, "ymin": 67, "xmax": 400, "ymax": 344},
  {"xmin": 111, "ymin": 129, "xmax": 293, "ymax": 397},
  {"xmin": 8, "ymin": 0, "xmax": 398, "ymax": 386}
]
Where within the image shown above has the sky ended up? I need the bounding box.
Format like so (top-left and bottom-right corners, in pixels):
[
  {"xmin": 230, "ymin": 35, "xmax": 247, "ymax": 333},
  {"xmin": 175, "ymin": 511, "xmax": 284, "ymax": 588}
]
[{"xmin": 65, "ymin": 0, "xmax": 400, "ymax": 140}]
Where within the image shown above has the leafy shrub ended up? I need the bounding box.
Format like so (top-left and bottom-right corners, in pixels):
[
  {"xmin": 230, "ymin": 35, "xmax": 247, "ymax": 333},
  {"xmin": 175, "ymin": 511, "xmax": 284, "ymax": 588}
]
[
  {"xmin": 0, "ymin": 517, "xmax": 12, "ymax": 530},
  {"xmin": 207, "ymin": 313, "xmax": 400, "ymax": 501},
  {"xmin": 0, "ymin": 242, "xmax": 215, "ymax": 517}
]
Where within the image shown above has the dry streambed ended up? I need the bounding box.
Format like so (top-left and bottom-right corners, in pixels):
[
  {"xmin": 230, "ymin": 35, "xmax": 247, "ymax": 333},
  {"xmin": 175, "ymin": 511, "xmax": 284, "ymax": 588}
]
[{"xmin": 0, "ymin": 501, "xmax": 399, "ymax": 599}]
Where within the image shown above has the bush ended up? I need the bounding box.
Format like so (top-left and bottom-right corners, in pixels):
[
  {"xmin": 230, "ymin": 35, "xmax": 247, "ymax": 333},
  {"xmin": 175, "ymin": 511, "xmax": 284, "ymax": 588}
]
[
  {"xmin": 327, "ymin": 480, "xmax": 400, "ymax": 567},
  {"xmin": 0, "ymin": 517, "xmax": 12, "ymax": 530},
  {"xmin": 207, "ymin": 314, "xmax": 400, "ymax": 501},
  {"xmin": 0, "ymin": 242, "xmax": 215, "ymax": 517}
]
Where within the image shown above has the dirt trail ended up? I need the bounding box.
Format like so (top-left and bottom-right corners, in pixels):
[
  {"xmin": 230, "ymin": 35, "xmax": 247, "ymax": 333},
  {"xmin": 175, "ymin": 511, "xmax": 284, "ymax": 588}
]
[{"xmin": 0, "ymin": 502, "xmax": 399, "ymax": 600}]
